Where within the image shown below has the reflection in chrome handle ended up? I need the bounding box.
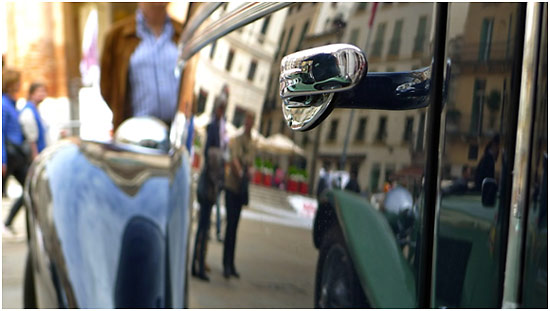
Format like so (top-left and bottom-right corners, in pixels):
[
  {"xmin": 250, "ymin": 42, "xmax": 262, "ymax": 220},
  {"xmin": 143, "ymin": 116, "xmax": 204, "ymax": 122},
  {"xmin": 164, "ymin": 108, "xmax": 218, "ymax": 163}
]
[
  {"xmin": 114, "ymin": 117, "xmax": 170, "ymax": 153},
  {"xmin": 280, "ymin": 44, "xmax": 367, "ymax": 101}
]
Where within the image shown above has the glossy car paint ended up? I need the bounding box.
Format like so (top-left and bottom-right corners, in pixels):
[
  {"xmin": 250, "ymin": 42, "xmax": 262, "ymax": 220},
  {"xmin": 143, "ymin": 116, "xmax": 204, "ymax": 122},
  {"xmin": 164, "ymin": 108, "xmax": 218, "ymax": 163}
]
[
  {"xmin": 25, "ymin": 137, "xmax": 190, "ymax": 308},
  {"xmin": 322, "ymin": 190, "xmax": 416, "ymax": 308}
]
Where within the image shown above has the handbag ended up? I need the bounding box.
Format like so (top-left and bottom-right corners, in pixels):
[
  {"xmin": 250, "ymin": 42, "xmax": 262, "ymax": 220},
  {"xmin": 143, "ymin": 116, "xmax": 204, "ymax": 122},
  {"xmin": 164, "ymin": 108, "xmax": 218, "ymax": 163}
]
[
  {"xmin": 5, "ymin": 138, "xmax": 30, "ymax": 171},
  {"xmin": 197, "ymin": 147, "xmax": 225, "ymax": 205}
]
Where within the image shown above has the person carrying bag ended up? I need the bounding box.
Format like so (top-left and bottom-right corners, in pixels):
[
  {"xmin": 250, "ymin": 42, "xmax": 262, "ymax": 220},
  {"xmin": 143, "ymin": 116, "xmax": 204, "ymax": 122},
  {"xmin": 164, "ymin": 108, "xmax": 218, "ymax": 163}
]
[
  {"xmin": 222, "ymin": 111, "xmax": 255, "ymax": 279},
  {"xmin": 191, "ymin": 89, "xmax": 228, "ymax": 281},
  {"xmin": 2, "ymin": 68, "xmax": 31, "ymax": 233}
]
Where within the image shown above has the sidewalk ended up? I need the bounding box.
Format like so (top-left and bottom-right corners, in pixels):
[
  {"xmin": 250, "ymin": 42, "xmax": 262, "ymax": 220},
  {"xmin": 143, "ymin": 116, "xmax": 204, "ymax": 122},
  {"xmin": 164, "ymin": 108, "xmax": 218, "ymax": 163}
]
[{"xmin": 2, "ymin": 177, "xmax": 28, "ymax": 309}]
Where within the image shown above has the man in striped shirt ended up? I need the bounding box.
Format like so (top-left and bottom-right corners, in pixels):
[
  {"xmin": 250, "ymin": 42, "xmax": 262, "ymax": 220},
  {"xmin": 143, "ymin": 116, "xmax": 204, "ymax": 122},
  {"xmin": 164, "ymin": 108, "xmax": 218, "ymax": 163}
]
[{"xmin": 100, "ymin": 3, "xmax": 182, "ymax": 130}]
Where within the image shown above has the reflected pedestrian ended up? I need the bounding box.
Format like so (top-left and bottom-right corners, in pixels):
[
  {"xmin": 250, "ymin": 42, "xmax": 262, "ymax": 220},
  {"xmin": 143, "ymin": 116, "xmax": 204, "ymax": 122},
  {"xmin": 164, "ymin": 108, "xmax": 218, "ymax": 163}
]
[
  {"xmin": 345, "ymin": 170, "xmax": 361, "ymax": 193},
  {"xmin": 191, "ymin": 88, "xmax": 228, "ymax": 281},
  {"xmin": 2, "ymin": 68, "xmax": 30, "ymax": 234},
  {"xmin": 223, "ymin": 111, "xmax": 256, "ymax": 279},
  {"xmin": 100, "ymin": 2, "xmax": 182, "ymax": 130},
  {"xmin": 19, "ymin": 82, "xmax": 49, "ymax": 160},
  {"xmin": 474, "ymin": 135, "xmax": 500, "ymax": 191}
]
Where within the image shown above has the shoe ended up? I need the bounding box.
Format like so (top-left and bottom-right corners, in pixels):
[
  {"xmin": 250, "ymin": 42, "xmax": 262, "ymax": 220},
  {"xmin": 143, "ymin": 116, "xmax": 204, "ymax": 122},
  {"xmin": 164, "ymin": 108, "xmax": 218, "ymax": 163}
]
[
  {"xmin": 193, "ymin": 272, "xmax": 210, "ymax": 282},
  {"xmin": 223, "ymin": 267, "xmax": 231, "ymax": 279},
  {"xmin": 230, "ymin": 267, "xmax": 240, "ymax": 278}
]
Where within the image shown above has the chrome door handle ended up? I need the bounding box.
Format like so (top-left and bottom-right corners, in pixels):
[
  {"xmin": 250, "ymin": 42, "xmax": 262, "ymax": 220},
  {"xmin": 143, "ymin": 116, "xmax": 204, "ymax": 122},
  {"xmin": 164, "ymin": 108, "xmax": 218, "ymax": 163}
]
[{"xmin": 280, "ymin": 44, "xmax": 367, "ymax": 100}]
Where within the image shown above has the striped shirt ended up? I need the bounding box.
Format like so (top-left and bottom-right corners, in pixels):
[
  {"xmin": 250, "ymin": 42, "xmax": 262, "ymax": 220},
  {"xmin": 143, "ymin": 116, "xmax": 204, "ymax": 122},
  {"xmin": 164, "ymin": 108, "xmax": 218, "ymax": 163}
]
[{"xmin": 128, "ymin": 9, "xmax": 179, "ymax": 123}]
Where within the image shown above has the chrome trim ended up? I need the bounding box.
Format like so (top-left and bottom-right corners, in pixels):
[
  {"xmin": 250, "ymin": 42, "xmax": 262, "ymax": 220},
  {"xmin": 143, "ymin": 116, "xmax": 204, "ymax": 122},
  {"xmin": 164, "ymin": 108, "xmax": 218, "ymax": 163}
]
[
  {"xmin": 176, "ymin": 2, "xmax": 222, "ymax": 70},
  {"xmin": 114, "ymin": 117, "xmax": 170, "ymax": 153},
  {"xmin": 177, "ymin": 2, "xmax": 291, "ymax": 67},
  {"xmin": 280, "ymin": 44, "xmax": 367, "ymax": 99},
  {"xmin": 502, "ymin": 2, "xmax": 542, "ymax": 308},
  {"xmin": 282, "ymin": 93, "xmax": 334, "ymax": 131}
]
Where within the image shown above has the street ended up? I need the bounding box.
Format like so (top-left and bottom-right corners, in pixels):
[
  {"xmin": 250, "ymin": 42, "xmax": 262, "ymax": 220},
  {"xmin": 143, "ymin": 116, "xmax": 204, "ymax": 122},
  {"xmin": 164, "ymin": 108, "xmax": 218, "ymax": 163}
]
[{"xmin": 2, "ymin": 180, "xmax": 317, "ymax": 308}]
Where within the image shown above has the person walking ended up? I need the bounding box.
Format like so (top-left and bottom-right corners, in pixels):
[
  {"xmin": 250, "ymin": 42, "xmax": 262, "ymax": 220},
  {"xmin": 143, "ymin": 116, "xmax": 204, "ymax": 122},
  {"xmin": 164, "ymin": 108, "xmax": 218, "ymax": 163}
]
[
  {"xmin": 19, "ymin": 82, "xmax": 49, "ymax": 160},
  {"xmin": 191, "ymin": 88, "xmax": 228, "ymax": 281},
  {"xmin": 223, "ymin": 111, "xmax": 256, "ymax": 279},
  {"xmin": 2, "ymin": 68, "xmax": 30, "ymax": 233},
  {"xmin": 100, "ymin": 2, "xmax": 182, "ymax": 131}
]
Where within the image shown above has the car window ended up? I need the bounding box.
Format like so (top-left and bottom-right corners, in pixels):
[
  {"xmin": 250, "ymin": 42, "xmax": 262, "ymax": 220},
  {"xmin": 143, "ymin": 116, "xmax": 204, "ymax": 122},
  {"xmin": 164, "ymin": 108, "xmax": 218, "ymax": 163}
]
[
  {"xmin": 181, "ymin": 3, "xmax": 438, "ymax": 308},
  {"xmin": 434, "ymin": 3, "xmax": 524, "ymax": 308}
]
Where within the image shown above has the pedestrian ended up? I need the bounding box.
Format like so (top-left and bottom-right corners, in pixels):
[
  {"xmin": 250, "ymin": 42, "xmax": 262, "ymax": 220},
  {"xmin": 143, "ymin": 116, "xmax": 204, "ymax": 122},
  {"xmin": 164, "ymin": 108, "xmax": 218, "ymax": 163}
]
[
  {"xmin": 316, "ymin": 165, "xmax": 330, "ymax": 198},
  {"xmin": 19, "ymin": 82, "xmax": 49, "ymax": 160},
  {"xmin": 2, "ymin": 68, "xmax": 30, "ymax": 234},
  {"xmin": 474, "ymin": 135, "xmax": 500, "ymax": 191},
  {"xmin": 100, "ymin": 2, "xmax": 182, "ymax": 131},
  {"xmin": 191, "ymin": 87, "xmax": 228, "ymax": 281},
  {"xmin": 344, "ymin": 170, "xmax": 361, "ymax": 193},
  {"xmin": 223, "ymin": 111, "xmax": 256, "ymax": 279}
]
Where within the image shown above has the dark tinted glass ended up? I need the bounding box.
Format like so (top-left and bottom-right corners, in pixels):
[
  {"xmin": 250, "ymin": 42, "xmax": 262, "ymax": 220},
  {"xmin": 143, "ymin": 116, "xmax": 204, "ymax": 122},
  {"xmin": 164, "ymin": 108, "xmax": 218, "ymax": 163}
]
[{"xmin": 434, "ymin": 3, "xmax": 523, "ymax": 308}]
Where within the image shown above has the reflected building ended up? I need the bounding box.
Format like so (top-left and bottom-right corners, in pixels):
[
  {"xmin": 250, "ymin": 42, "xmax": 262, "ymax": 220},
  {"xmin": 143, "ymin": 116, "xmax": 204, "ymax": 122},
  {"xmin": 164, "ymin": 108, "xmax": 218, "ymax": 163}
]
[
  {"xmin": 192, "ymin": 3, "xmax": 286, "ymax": 129},
  {"xmin": 442, "ymin": 3, "xmax": 518, "ymax": 180},
  {"xmin": 281, "ymin": 3, "xmax": 433, "ymax": 195},
  {"xmin": 261, "ymin": 2, "xmax": 355, "ymax": 191}
]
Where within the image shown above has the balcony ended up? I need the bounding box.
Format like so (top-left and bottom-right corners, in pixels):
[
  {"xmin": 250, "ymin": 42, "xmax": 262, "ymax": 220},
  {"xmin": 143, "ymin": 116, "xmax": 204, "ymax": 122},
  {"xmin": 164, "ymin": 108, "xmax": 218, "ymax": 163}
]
[{"xmin": 452, "ymin": 41, "xmax": 514, "ymax": 73}]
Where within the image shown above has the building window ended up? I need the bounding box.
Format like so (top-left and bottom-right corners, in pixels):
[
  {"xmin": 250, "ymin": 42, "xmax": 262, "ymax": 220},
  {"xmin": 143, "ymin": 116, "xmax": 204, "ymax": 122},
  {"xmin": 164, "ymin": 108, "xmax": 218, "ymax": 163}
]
[
  {"xmin": 297, "ymin": 21, "xmax": 310, "ymax": 51},
  {"xmin": 470, "ymin": 79, "xmax": 486, "ymax": 136},
  {"xmin": 297, "ymin": 3, "xmax": 302, "ymax": 11},
  {"xmin": 413, "ymin": 16, "xmax": 427, "ymax": 53},
  {"xmin": 479, "ymin": 18, "xmax": 494, "ymax": 61},
  {"xmin": 274, "ymin": 29, "xmax": 286, "ymax": 60},
  {"xmin": 282, "ymin": 26, "xmax": 294, "ymax": 58},
  {"xmin": 371, "ymin": 23, "xmax": 386, "ymax": 57},
  {"xmin": 247, "ymin": 60, "xmax": 257, "ymax": 81},
  {"xmin": 357, "ymin": 2, "xmax": 367, "ymax": 11},
  {"xmin": 331, "ymin": 3, "xmax": 337, "ymax": 8},
  {"xmin": 388, "ymin": 19, "xmax": 403, "ymax": 56},
  {"xmin": 196, "ymin": 89, "xmax": 208, "ymax": 114},
  {"xmin": 233, "ymin": 107, "xmax": 246, "ymax": 128},
  {"xmin": 226, "ymin": 49, "xmax": 235, "ymax": 71},
  {"xmin": 209, "ymin": 41, "xmax": 217, "ymax": 59},
  {"xmin": 261, "ymin": 16, "xmax": 271, "ymax": 35},
  {"xmin": 355, "ymin": 117, "xmax": 367, "ymax": 141},
  {"xmin": 327, "ymin": 119, "xmax": 339, "ymax": 141},
  {"xmin": 403, "ymin": 117, "xmax": 414, "ymax": 142},
  {"xmin": 259, "ymin": 16, "xmax": 271, "ymax": 44},
  {"xmin": 468, "ymin": 144, "xmax": 479, "ymax": 160},
  {"xmin": 349, "ymin": 28, "xmax": 360, "ymax": 46},
  {"xmin": 375, "ymin": 116, "xmax": 388, "ymax": 142}
]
